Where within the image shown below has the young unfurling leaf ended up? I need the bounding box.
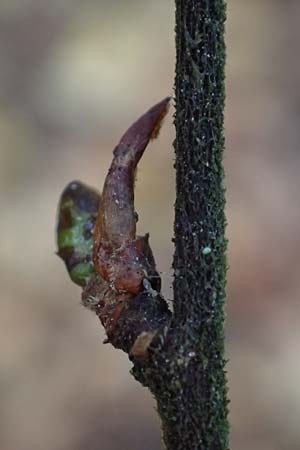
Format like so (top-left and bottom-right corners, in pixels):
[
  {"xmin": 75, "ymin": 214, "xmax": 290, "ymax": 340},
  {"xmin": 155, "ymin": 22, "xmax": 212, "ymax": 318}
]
[
  {"xmin": 93, "ymin": 97, "xmax": 171, "ymax": 294},
  {"xmin": 57, "ymin": 180, "xmax": 100, "ymax": 286},
  {"xmin": 56, "ymin": 97, "xmax": 171, "ymax": 352},
  {"xmin": 56, "ymin": 98, "xmax": 170, "ymax": 295}
]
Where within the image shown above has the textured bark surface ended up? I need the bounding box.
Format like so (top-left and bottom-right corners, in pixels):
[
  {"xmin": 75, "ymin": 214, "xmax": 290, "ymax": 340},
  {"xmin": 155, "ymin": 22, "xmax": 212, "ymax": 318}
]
[
  {"xmin": 147, "ymin": 0, "xmax": 229, "ymax": 448},
  {"xmin": 135, "ymin": 1, "xmax": 229, "ymax": 449}
]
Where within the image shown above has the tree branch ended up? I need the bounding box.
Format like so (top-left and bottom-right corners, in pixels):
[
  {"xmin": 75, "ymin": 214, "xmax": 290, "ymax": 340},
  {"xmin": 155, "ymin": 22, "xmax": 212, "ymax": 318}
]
[{"xmin": 56, "ymin": 1, "xmax": 229, "ymax": 448}]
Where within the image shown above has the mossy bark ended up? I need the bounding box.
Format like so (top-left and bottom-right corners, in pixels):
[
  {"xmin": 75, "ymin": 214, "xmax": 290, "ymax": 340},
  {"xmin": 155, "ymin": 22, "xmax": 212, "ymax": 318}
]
[{"xmin": 133, "ymin": 1, "xmax": 229, "ymax": 449}]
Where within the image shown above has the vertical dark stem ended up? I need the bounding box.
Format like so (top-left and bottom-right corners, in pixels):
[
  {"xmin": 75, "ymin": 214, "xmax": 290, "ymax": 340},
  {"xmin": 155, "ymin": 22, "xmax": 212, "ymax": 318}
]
[
  {"xmin": 159, "ymin": 0, "xmax": 229, "ymax": 448},
  {"xmin": 58, "ymin": 2, "xmax": 230, "ymax": 448}
]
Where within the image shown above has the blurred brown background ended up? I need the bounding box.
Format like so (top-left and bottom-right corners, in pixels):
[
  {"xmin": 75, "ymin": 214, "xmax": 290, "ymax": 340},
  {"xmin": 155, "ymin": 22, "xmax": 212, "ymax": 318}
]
[{"xmin": 1, "ymin": 1, "xmax": 300, "ymax": 449}]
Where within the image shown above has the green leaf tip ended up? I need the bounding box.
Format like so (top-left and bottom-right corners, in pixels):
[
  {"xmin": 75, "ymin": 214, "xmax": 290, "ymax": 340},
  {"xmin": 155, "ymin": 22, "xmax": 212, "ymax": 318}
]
[{"xmin": 56, "ymin": 180, "xmax": 100, "ymax": 287}]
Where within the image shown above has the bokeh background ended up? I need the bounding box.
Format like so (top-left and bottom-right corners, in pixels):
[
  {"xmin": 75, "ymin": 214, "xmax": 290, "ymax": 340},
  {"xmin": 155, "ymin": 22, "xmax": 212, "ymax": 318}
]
[{"xmin": 1, "ymin": 1, "xmax": 300, "ymax": 449}]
